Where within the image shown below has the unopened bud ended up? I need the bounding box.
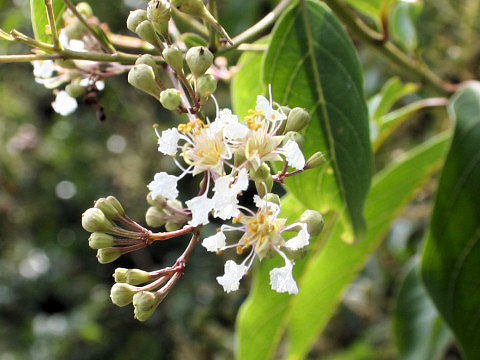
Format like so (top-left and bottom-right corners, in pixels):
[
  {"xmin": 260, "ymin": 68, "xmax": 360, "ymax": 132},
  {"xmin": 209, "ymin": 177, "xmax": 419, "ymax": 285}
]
[
  {"xmin": 282, "ymin": 131, "xmax": 304, "ymax": 148},
  {"xmin": 305, "ymin": 152, "xmax": 325, "ymax": 169},
  {"xmin": 185, "ymin": 46, "xmax": 213, "ymax": 77},
  {"xmin": 147, "ymin": 0, "xmax": 171, "ymax": 24},
  {"xmin": 96, "ymin": 247, "xmax": 122, "ymax": 264},
  {"xmin": 146, "ymin": 206, "xmax": 168, "ymax": 227},
  {"xmin": 255, "ymin": 178, "xmax": 273, "ymax": 198},
  {"xmin": 162, "ymin": 46, "xmax": 184, "ymax": 73},
  {"xmin": 126, "ymin": 269, "xmax": 151, "ymax": 285},
  {"xmin": 160, "ymin": 88, "xmax": 181, "ymax": 110},
  {"xmin": 135, "ymin": 20, "xmax": 161, "ymax": 46},
  {"xmin": 114, "ymin": 268, "xmax": 128, "ymax": 283},
  {"xmin": 89, "ymin": 232, "xmax": 115, "ymax": 249},
  {"xmin": 136, "ymin": 54, "xmax": 161, "ymax": 81},
  {"xmin": 250, "ymin": 163, "xmax": 271, "ymax": 182},
  {"xmin": 127, "ymin": 9, "xmax": 147, "ymax": 33},
  {"xmin": 76, "ymin": 2, "xmax": 93, "ymax": 17},
  {"xmin": 165, "ymin": 221, "xmax": 182, "ymax": 232},
  {"xmin": 65, "ymin": 83, "xmax": 86, "ymax": 98},
  {"xmin": 110, "ymin": 283, "xmax": 138, "ymax": 307},
  {"xmin": 94, "ymin": 196, "xmax": 125, "ymax": 220},
  {"xmin": 128, "ymin": 64, "xmax": 160, "ymax": 98},
  {"xmin": 263, "ymin": 193, "xmax": 281, "ymax": 206},
  {"xmin": 147, "ymin": 192, "xmax": 167, "ymax": 208},
  {"xmin": 82, "ymin": 208, "xmax": 115, "ymax": 233},
  {"xmin": 196, "ymin": 74, "xmax": 217, "ymax": 98},
  {"xmin": 285, "ymin": 107, "xmax": 310, "ymax": 133},
  {"xmin": 299, "ymin": 210, "xmax": 324, "ymax": 237},
  {"xmin": 133, "ymin": 291, "xmax": 163, "ymax": 321}
]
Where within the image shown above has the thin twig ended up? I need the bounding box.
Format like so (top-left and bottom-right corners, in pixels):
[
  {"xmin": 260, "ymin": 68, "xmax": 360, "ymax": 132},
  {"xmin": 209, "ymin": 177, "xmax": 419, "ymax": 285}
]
[{"xmin": 44, "ymin": 0, "xmax": 61, "ymax": 49}]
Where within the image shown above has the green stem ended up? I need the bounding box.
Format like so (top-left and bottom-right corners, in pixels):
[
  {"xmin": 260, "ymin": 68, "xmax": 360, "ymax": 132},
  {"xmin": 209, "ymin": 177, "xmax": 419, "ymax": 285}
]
[
  {"xmin": 44, "ymin": 0, "xmax": 61, "ymax": 49},
  {"xmin": 321, "ymin": 0, "xmax": 457, "ymax": 95},
  {"xmin": 207, "ymin": 0, "xmax": 219, "ymax": 52}
]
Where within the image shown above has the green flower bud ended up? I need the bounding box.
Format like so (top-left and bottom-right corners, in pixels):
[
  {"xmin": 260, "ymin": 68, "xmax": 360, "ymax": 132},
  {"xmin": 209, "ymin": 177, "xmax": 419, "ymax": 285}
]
[
  {"xmin": 233, "ymin": 150, "xmax": 246, "ymax": 167},
  {"xmin": 127, "ymin": 9, "xmax": 147, "ymax": 33},
  {"xmin": 110, "ymin": 283, "xmax": 138, "ymax": 307},
  {"xmin": 196, "ymin": 74, "xmax": 217, "ymax": 98},
  {"xmin": 145, "ymin": 206, "xmax": 168, "ymax": 227},
  {"xmin": 250, "ymin": 163, "xmax": 271, "ymax": 182},
  {"xmin": 285, "ymin": 107, "xmax": 310, "ymax": 133},
  {"xmin": 135, "ymin": 54, "xmax": 161, "ymax": 82},
  {"xmin": 185, "ymin": 46, "xmax": 213, "ymax": 77},
  {"xmin": 165, "ymin": 221, "xmax": 182, "ymax": 232},
  {"xmin": 76, "ymin": 2, "xmax": 93, "ymax": 17},
  {"xmin": 135, "ymin": 20, "xmax": 161, "ymax": 47},
  {"xmin": 159, "ymin": 88, "xmax": 181, "ymax": 110},
  {"xmin": 96, "ymin": 247, "xmax": 122, "ymax": 264},
  {"xmin": 65, "ymin": 83, "xmax": 86, "ymax": 98},
  {"xmin": 147, "ymin": 0, "xmax": 171, "ymax": 24},
  {"xmin": 89, "ymin": 232, "xmax": 115, "ymax": 249},
  {"xmin": 255, "ymin": 178, "xmax": 273, "ymax": 198},
  {"xmin": 82, "ymin": 208, "xmax": 116, "ymax": 233},
  {"xmin": 280, "ymin": 106, "xmax": 291, "ymax": 116},
  {"xmin": 126, "ymin": 269, "xmax": 151, "ymax": 285},
  {"xmin": 262, "ymin": 193, "xmax": 281, "ymax": 206},
  {"xmin": 94, "ymin": 196, "xmax": 125, "ymax": 220},
  {"xmin": 133, "ymin": 291, "xmax": 162, "ymax": 321},
  {"xmin": 147, "ymin": 192, "xmax": 167, "ymax": 208},
  {"xmin": 64, "ymin": 19, "xmax": 86, "ymax": 40},
  {"xmin": 282, "ymin": 131, "xmax": 304, "ymax": 148},
  {"xmin": 162, "ymin": 46, "xmax": 184, "ymax": 73},
  {"xmin": 167, "ymin": 199, "xmax": 183, "ymax": 210},
  {"xmin": 299, "ymin": 210, "xmax": 324, "ymax": 237},
  {"xmin": 128, "ymin": 64, "xmax": 160, "ymax": 98},
  {"xmin": 305, "ymin": 152, "xmax": 326, "ymax": 169},
  {"xmin": 114, "ymin": 267, "xmax": 128, "ymax": 283}
]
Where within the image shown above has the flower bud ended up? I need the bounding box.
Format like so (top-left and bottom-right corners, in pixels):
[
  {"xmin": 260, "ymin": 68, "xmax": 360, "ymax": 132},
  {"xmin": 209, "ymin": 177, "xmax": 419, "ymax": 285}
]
[
  {"xmin": 127, "ymin": 9, "xmax": 147, "ymax": 33},
  {"xmin": 65, "ymin": 83, "xmax": 86, "ymax": 98},
  {"xmin": 133, "ymin": 291, "xmax": 162, "ymax": 321},
  {"xmin": 96, "ymin": 247, "xmax": 122, "ymax": 264},
  {"xmin": 147, "ymin": 0, "xmax": 171, "ymax": 24},
  {"xmin": 262, "ymin": 193, "xmax": 281, "ymax": 206},
  {"xmin": 110, "ymin": 283, "xmax": 138, "ymax": 307},
  {"xmin": 126, "ymin": 269, "xmax": 151, "ymax": 285},
  {"xmin": 145, "ymin": 206, "xmax": 168, "ymax": 227},
  {"xmin": 160, "ymin": 88, "xmax": 181, "ymax": 110},
  {"xmin": 250, "ymin": 163, "xmax": 271, "ymax": 182},
  {"xmin": 165, "ymin": 221, "xmax": 182, "ymax": 232},
  {"xmin": 76, "ymin": 2, "xmax": 93, "ymax": 17},
  {"xmin": 185, "ymin": 46, "xmax": 213, "ymax": 77},
  {"xmin": 128, "ymin": 64, "xmax": 160, "ymax": 98},
  {"xmin": 284, "ymin": 107, "xmax": 310, "ymax": 133},
  {"xmin": 82, "ymin": 208, "xmax": 116, "ymax": 233},
  {"xmin": 255, "ymin": 178, "xmax": 273, "ymax": 198},
  {"xmin": 114, "ymin": 267, "xmax": 128, "ymax": 283},
  {"xmin": 147, "ymin": 192, "xmax": 167, "ymax": 208},
  {"xmin": 162, "ymin": 46, "xmax": 184, "ymax": 73},
  {"xmin": 89, "ymin": 232, "xmax": 115, "ymax": 249},
  {"xmin": 136, "ymin": 54, "xmax": 161, "ymax": 81},
  {"xmin": 94, "ymin": 196, "xmax": 125, "ymax": 220},
  {"xmin": 64, "ymin": 19, "xmax": 87, "ymax": 40},
  {"xmin": 196, "ymin": 74, "xmax": 217, "ymax": 98},
  {"xmin": 282, "ymin": 131, "xmax": 304, "ymax": 149},
  {"xmin": 305, "ymin": 152, "xmax": 326, "ymax": 169},
  {"xmin": 135, "ymin": 20, "xmax": 161, "ymax": 47},
  {"xmin": 299, "ymin": 210, "xmax": 324, "ymax": 237},
  {"xmin": 280, "ymin": 106, "xmax": 291, "ymax": 116}
]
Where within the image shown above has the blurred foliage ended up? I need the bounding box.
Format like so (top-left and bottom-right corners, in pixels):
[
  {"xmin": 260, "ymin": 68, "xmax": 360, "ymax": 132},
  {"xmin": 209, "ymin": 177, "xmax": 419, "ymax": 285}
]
[{"xmin": 0, "ymin": 0, "xmax": 477, "ymax": 359}]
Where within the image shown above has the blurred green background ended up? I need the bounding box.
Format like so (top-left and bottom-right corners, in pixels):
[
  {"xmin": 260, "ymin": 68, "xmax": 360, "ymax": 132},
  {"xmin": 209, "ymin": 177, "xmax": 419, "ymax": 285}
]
[{"xmin": 0, "ymin": 0, "xmax": 477, "ymax": 359}]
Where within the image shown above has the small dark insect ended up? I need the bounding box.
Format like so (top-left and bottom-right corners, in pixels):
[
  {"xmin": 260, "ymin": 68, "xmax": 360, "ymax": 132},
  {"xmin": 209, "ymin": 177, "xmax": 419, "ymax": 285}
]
[{"xmin": 84, "ymin": 84, "xmax": 106, "ymax": 122}]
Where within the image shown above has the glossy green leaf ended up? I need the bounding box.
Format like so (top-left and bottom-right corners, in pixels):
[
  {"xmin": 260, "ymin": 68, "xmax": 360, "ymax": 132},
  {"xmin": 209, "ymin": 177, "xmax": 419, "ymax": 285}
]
[
  {"xmin": 231, "ymin": 38, "xmax": 268, "ymax": 119},
  {"xmin": 344, "ymin": 0, "xmax": 396, "ymax": 18},
  {"xmin": 421, "ymin": 84, "xmax": 480, "ymax": 359},
  {"xmin": 393, "ymin": 258, "xmax": 453, "ymax": 360},
  {"xmin": 263, "ymin": 0, "xmax": 373, "ymax": 242},
  {"xmin": 389, "ymin": 1, "xmax": 421, "ymax": 53},
  {"xmin": 236, "ymin": 132, "xmax": 450, "ymax": 360},
  {"xmin": 30, "ymin": 0, "xmax": 65, "ymax": 44}
]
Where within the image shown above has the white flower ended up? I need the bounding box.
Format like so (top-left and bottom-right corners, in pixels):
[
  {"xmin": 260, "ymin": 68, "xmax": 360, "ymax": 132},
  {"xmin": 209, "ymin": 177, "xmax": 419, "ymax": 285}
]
[
  {"xmin": 186, "ymin": 193, "xmax": 214, "ymax": 226},
  {"xmin": 285, "ymin": 223, "xmax": 310, "ymax": 250},
  {"xmin": 256, "ymin": 95, "xmax": 287, "ymax": 123},
  {"xmin": 280, "ymin": 140, "xmax": 305, "ymax": 170},
  {"xmin": 211, "ymin": 109, "xmax": 249, "ymax": 140},
  {"xmin": 59, "ymin": 32, "xmax": 85, "ymax": 52},
  {"xmin": 269, "ymin": 261, "xmax": 298, "ymax": 294},
  {"xmin": 253, "ymin": 195, "xmax": 280, "ymax": 217},
  {"xmin": 51, "ymin": 91, "xmax": 78, "ymax": 116},
  {"xmin": 212, "ymin": 169, "xmax": 249, "ymax": 220},
  {"xmin": 79, "ymin": 78, "xmax": 105, "ymax": 91},
  {"xmin": 32, "ymin": 60, "xmax": 55, "ymax": 79},
  {"xmin": 157, "ymin": 128, "xmax": 180, "ymax": 156},
  {"xmin": 202, "ymin": 231, "xmax": 226, "ymax": 252},
  {"xmin": 216, "ymin": 260, "xmax": 247, "ymax": 293},
  {"xmin": 233, "ymin": 168, "xmax": 249, "ymax": 193},
  {"xmin": 147, "ymin": 172, "xmax": 179, "ymax": 201}
]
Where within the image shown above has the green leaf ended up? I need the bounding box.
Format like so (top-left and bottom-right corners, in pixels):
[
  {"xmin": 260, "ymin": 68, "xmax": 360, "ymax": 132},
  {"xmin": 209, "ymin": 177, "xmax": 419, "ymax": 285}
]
[
  {"xmin": 30, "ymin": 0, "xmax": 65, "ymax": 44},
  {"xmin": 388, "ymin": 1, "xmax": 421, "ymax": 53},
  {"xmin": 263, "ymin": 0, "xmax": 373, "ymax": 242},
  {"xmin": 345, "ymin": 0, "xmax": 381, "ymax": 17},
  {"xmin": 236, "ymin": 132, "xmax": 451, "ymax": 360},
  {"xmin": 231, "ymin": 38, "xmax": 268, "ymax": 119},
  {"xmin": 181, "ymin": 32, "xmax": 208, "ymax": 48},
  {"xmin": 393, "ymin": 258, "xmax": 453, "ymax": 360},
  {"xmin": 421, "ymin": 83, "xmax": 480, "ymax": 359}
]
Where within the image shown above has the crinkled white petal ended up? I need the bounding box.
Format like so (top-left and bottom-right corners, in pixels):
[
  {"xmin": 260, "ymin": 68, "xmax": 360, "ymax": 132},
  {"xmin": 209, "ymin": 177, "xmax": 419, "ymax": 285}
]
[
  {"xmin": 281, "ymin": 140, "xmax": 305, "ymax": 170},
  {"xmin": 253, "ymin": 195, "xmax": 280, "ymax": 216},
  {"xmin": 211, "ymin": 108, "xmax": 249, "ymax": 140},
  {"xmin": 224, "ymin": 121, "xmax": 249, "ymax": 140},
  {"xmin": 269, "ymin": 261, "xmax": 298, "ymax": 294},
  {"xmin": 216, "ymin": 260, "xmax": 247, "ymax": 293},
  {"xmin": 255, "ymin": 95, "xmax": 287, "ymax": 123},
  {"xmin": 285, "ymin": 222, "xmax": 310, "ymax": 250},
  {"xmin": 51, "ymin": 91, "xmax": 78, "ymax": 116},
  {"xmin": 186, "ymin": 194, "xmax": 214, "ymax": 226},
  {"xmin": 147, "ymin": 172, "xmax": 179, "ymax": 201},
  {"xmin": 233, "ymin": 168, "xmax": 249, "ymax": 193},
  {"xmin": 33, "ymin": 60, "xmax": 55, "ymax": 79},
  {"xmin": 157, "ymin": 128, "xmax": 180, "ymax": 156},
  {"xmin": 201, "ymin": 231, "xmax": 226, "ymax": 252}
]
